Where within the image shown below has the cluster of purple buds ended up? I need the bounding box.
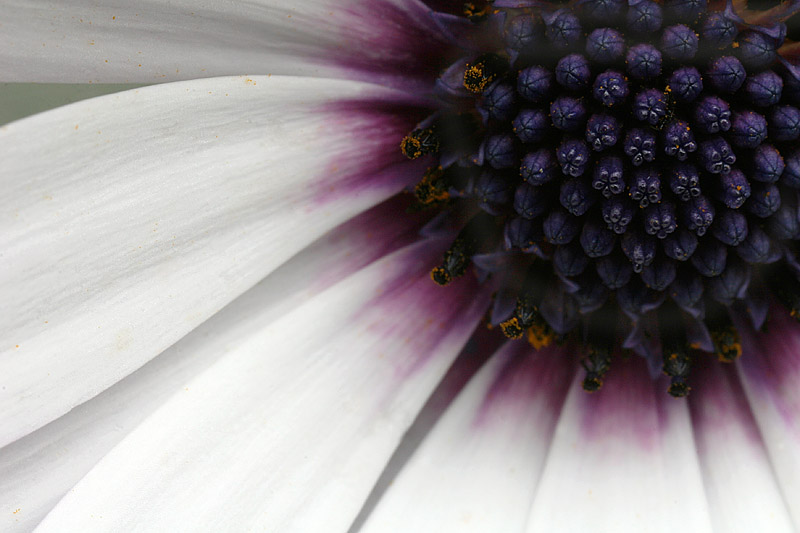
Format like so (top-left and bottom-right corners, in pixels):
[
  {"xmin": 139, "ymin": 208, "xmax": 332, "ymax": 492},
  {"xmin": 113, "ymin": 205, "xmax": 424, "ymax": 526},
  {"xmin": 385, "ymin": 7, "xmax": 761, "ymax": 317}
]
[{"xmin": 400, "ymin": 0, "xmax": 800, "ymax": 396}]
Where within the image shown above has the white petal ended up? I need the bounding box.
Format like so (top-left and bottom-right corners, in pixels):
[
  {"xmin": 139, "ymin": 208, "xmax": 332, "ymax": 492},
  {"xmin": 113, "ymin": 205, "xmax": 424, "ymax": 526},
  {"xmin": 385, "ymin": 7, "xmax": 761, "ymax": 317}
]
[
  {"xmin": 688, "ymin": 360, "xmax": 795, "ymax": 532},
  {"xmin": 0, "ymin": 75, "xmax": 426, "ymax": 447},
  {"xmin": 360, "ymin": 341, "xmax": 575, "ymax": 533},
  {"xmin": 35, "ymin": 241, "xmax": 490, "ymax": 532},
  {"xmin": 736, "ymin": 309, "xmax": 800, "ymax": 527},
  {"xmin": 0, "ymin": 196, "xmax": 424, "ymax": 533},
  {"xmin": 0, "ymin": 0, "xmax": 447, "ymax": 88},
  {"xmin": 524, "ymin": 358, "xmax": 715, "ymax": 533}
]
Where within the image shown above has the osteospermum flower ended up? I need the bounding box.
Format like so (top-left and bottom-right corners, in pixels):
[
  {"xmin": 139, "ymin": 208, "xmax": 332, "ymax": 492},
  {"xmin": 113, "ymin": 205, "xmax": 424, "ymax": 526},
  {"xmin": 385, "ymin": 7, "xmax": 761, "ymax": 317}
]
[{"xmin": 3, "ymin": 0, "xmax": 800, "ymax": 529}]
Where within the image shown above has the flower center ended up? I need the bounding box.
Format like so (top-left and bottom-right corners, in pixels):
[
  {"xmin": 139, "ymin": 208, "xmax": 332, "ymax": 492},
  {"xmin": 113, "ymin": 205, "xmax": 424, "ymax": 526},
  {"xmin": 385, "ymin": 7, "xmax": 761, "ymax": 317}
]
[{"xmin": 401, "ymin": 0, "xmax": 800, "ymax": 396}]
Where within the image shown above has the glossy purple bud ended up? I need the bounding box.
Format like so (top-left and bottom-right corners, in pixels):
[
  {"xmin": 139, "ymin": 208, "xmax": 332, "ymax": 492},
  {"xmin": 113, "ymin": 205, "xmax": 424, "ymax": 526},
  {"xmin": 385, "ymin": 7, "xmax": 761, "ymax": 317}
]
[
  {"xmin": 745, "ymin": 183, "xmax": 781, "ymax": 218},
  {"xmin": 544, "ymin": 9, "xmax": 582, "ymax": 49},
  {"xmin": 738, "ymin": 30, "xmax": 779, "ymax": 70},
  {"xmin": 709, "ymin": 259, "xmax": 750, "ymax": 304},
  {"xmin": 586, "ymin": 113, "xmax": 620, "ymax": 151},
  {"xmin": 699, "ymin": 137, "xmax": 736, "ymax": 174},
  {"xmin": 555, "ymin": 54, "xmax": 591, "ymax": 91},
  {"xmin": 669, "ymin": 67, "xmax": 703, "ymax": 103},
  {"xmin": 592, "ymin": 155, "xmax": 625, "ymax": 198},
  {"xmin": 663, "ymin": 229, "xmax": 698, "ymax": 261},
  {"xmin": 683, "ymin": 195, "xmax": 715, "ymax": 236},
  {"xmin": 550, "ymin": 96, "xmax": 587, "ymax": 132},
  {"xmin": 602, "ymin": 196, "xmax": 635, "ymax": 234},
  {"xmin": 701, "ymin": 12, "xmax": 738, "ymax": 48},
  {"xmin": 514, "ymin": 182, "xmax": 549, "ymax": 219},
  {"xmin": 517, "ymin": 66, "xmax": 553, "ymax": 103},
  {"xmin": 644, "ymin": 203, "xmax": 678, "ymax": 239},
  {"xmin": 596, "ymin": 252, "xmax": 633, "ymax": 289},
  {"xmin": 557, "ymin": 139, "xmax": 590, "ymax": 177},
  {"xmin": 706, "ymin": 56, "xmax": 746, "ymax": 93},
  {"xmin": 712, "ymin": 209, "xmax": 748, "ymax": 246},
  {"xmin": 641, "ymin": 258, "xmax": 677, "ymax": 291},
  {"xmin": 482, "ymin": 82, "xmax": 517, "ymax": 121},
  {"xmin": 715, "ymin": 168, "xmax": 751, "ymax": 209},
  {"xmin": 769, "ymin": 105, "xmax": 800, "ymax": 141},
  {"xmin": 521, "ymin": 148, "xmax": 557, "ymax": 185},
  {"xmin": 582, "ymin": 0, "xmax": 626, "ymax": 23},
  {"xmin": 729, "ymin": 111, "xmax": 767, "ymax": 148},
  {"xmin": 691, "ymin": 239, "xmax": 727, "ymax": 277},
  {"xmin": 664, "ymin": 0, "xmax": 707, "ymax": 22},
  {"xmin": 580, "ymin": 220, "xmax": 616, "ymax": 257},
  {"xmin": 513, "ymin": 109, "xmax": 550, "ymax": 143},
  {"xmin": 543, "ymin": 208, "xmax": 581, "ymax": 244},
  {"xmin": 626, "ymin": 44, "xmax": 662, "ymax": 80},
  {"xmin": 669, "ymin": 163, "xmax": 701, "ymax": 201},
  {"xmin": 553, "ymin": 242, "xmax": 589, "ymax": 276},
  {"xmin": 751, "ymin": 144, "xmax": 784, "ymax": 183},
  {"xmin": 504, "ymin": 217, "xmax": 541, "ymax": 252},
  {"xmin": 586, "ymin": 28, "xmax": 625, "ymax": 63},
  {"xmin": 505, "ymin": 14, "xmax": 541, "ymax": 51},
  {"xmin": 484, "ymin": 134, "xmax": 517, "ymax": 169},
  {"xmin": 560, "ymin": 177, "xmax": 596, "ymax": 216},
  {"xmin": 662, "ymin": 120, "xmax": 697, "ymax": 161},
  {"xmin": 670, "ymin": 271, "xmax": 704, "ymax": 312},
  {"xmin": 661, "ymin": 24, "xmax": 699, "ymax": 61},
  {"xmin": 693, "ymin": 96, "xmax": 730, "ymax": 134},
  {"xmin": 736, "ymin": 225, "xmax": 780, "ymax": 264},
  {"xmin": 627, "ymin": 0, "xmax": 662, "ymax": 33},
  {"xmin": 622, "ymin": 230, "xmax": 657, "ymax": 272},
  {"xmin": 783, "ymin": 150, "xmax": 800, "ymax": 189},
  {"xmin": 623, "ymin": 128, "xmax": 657, "ymax": 166},
  {"xmin": 629, "ymin": 167, "xmax": 661, "ymax": 208},
  {"xmin": 743, "ymin": 70, "xmax": 783, "ymax": 107},
  {"xmin": 592, "ymin": 70, "xmax": 629, "ymax": 106},
  {"xmin": 475, "ymin": 170, "xmax": 513, "ymax": 214},
  {"xmin": 633, "ymin": 88, "xmax": 668, "ymax": 126}
]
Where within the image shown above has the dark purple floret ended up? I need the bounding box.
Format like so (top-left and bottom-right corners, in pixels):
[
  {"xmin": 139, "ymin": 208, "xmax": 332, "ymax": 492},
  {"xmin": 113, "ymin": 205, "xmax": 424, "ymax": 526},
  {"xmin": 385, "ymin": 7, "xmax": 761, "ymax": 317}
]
[
  {"xmin": 514, "ymin": 182, "xmax": 549, "ymax": 219},
  {"xmin": 729, "ymin": 111, "xmax": 767, "ymax": 149},
  {"xmin": 642, "ymin": 258, "xmax": 677, "ymax": 291},
  {"xmin": 627, "ymin": 0, "xmax": 663, "ymax": 34},
  {"xmin": 505, "ymin": 14, "xmax": 541, "ymax": 51},
  {"xmin": 550, "ymin": 96, "xmax": 587, "ymax": 132},
  {"xmin": 715, "ymin": 168, "xmax": 751, "ymax": 209},
  {"xmin": 662, "ymin": 120, "xmax": 697, "ymax": 161},
  {"xmin": 622, "ymin": 230, "xmax": 657, "ymax": 272},
  {"xmin": 670, "ymin": 271, "xmax": 704, "ymax": 312},
  {"xmin": 629, "ymin": 167, "xmax": 661, "ymax": 208},
  {"xmin": 669, "ymin": 67, "xmax": 703, "ymax": 102},
  {"xmin": 712, "ymin": 209, "xmax": 748, "ymax": 246},
  {"xmin": 661, "ymin": 24, "xmax": 699, "ymax": 61},
  {"xmin": 555, "ymin": 54, "xmax": 592, "ymax": 91},
  {"xmin": 699, "ymin": 137, "xmax": 735, "ymax": 174},
  {"xmin": 517, "ymin": 66, "xmax": 553, "ymax": 103},
  {"xmin": 663, "ymin": 229, "xmax": 698, "ymax": 261},
  {"xmin": 691, "ymin": 239, "xmax": 727, "ymax": 277},
  {"xmin": 560, "ymin": 177, "xmax": 596, "ymax": 216},
  {"xmin": 683, "ymin": 195, "xmax": 715, "ymax": 235},
  {"xmin": 745, "ymin": 183, "xmax": 781, "ymax": 218},
  {"xmin": 701, "ymin": 12, "xmax": 737, "ymax": 48},
  {"xmin": 736, "ymin": 225, "xmax": 780, "ymax": 263},
  {"xmin": 580, "ymin": 0, "xmax": 626, "ymax": 23},
  {"xmin": 586, "ymin": 114, "xmax": 620, "ymax": 151},
  {"xmin": 553, "ymin": 242, "xmax": 589, "ymax": 276},
  {"xmin": 543, "ymin": 208, "xmax": 581, "ymax": 244},
  {"xmin": 596, "ymin": 252, "xmax": 634, "ymax": 289},
  {"xmin": 663, "ymin": 0, "xmax": 707, "ymax": 22},
  {"xmin": 768, "ymin": 194, "xmax": 800, "ymax": 239},
  {"xmin": 557, "ymin": 139, "xmax": 590, "ymax": 177},
  {"xmin": 633, "ymin": 88, "xmax": 669, "ymax": 126},
  {"xmin": 693, "ymin": 96, "xmax": 730, "ymax": 134},
  {"xmin": 544, "ymin": 9, "xmax": 582, "ymax": 49},
  {"xmin": 505, "ymin": 216, "xmax": 540, "ymax": 252},
  {"xmin": 626, "ymin": 44, "xmax": 662, "ymax": 80},
  {"xmin": 602, "ymin": 196, "xmax": 634, "ymax": 234},
  {"xmin": 592, "ymin": 155, "xmax": 625, "ymax": 197},
  {"xmin": 592, "ymin": 70, "xmax": 629, "ymax": 106},
  {"xmin": 623, "ymin": 128, "xmax": 657, "ymax": 166},
  {"xmin": 737, "ymin": 30, "xmax": 779, "ymax": 70},
  {"xmin": 708, "ymin": 259, "xmax": 750, "ymax": 304},
  {"xmin": 474, "ymin": 170, "xmax": 513, "ymax": 214},
  {"xmin": 751, "ymin": 144, "xmax": 784, "ymax": 183},
  {"xmin": 743, "ymin": 70, "xmax": 783, "ymax": 107},
  {"xmin": 482, "ymin": 81, "xmax": 517, "ymax": 121},
  {"xmin": 580, "ymin": 220, "xmax": 616, "ymax": 257},
  {"xmin": 769, "ymin": 105, "xmax": 800, "ymax": 142},
  {"xmin": 586, "ymin": 28, "xmax": 625, "ymax": 64},
  {"xmin": 484, "ymin": 133, "xmax": 517, "ymax": 169},
  {"xmin": 669, "ymin": 163, "xmax": 701, "ymax": 200},
  {"xmin": 706, "ymin": 56, "xmax": 746, "ymax": 93},
  {"xmin": 782, "ymin": 150, "xmax": 800, "ymax": 189},
  {"xmin": 644, "ymin": 203, "xmax": 678, "ymax": 238},
  {"xmin": 520, "ymin": 148, "xmax": 557, "ymax": 185},
  {"xmin": 513, "ymin": 109, "xmax": 550, "ymax": 143}
]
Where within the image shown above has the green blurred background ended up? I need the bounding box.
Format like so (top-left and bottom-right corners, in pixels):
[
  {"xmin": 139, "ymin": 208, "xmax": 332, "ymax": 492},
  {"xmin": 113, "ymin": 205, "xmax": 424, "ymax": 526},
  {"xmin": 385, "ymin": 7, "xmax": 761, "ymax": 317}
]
[{"xmin": 0, "ymin": 83, "xmax": 144, "ymax": 125}]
